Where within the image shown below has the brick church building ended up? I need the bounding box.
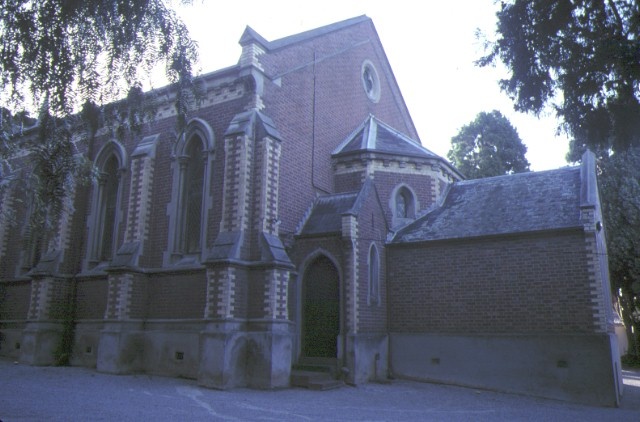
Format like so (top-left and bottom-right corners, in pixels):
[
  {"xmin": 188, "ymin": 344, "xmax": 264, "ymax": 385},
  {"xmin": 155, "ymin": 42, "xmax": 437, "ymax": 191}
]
[{"xmin": 0, "ymin": 16, "xmax": 623, "ymax": 406}]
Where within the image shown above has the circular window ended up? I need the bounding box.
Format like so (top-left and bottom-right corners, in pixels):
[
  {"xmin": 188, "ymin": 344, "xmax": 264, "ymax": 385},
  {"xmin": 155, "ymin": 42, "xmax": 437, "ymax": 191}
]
[{"xmin": 361, "ymin": 60, "xmax": 381, "ymax": 103}]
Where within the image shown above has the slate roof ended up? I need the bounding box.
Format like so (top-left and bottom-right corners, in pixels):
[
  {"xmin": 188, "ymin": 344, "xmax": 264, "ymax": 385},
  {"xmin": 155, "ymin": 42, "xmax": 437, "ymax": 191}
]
[
  {"xmin": 393, "ymin": 166, "xmax": 583, "ymax": 243},
  {"xmin": 332, "ymin": 115, "xmax": 438, "ymax": 159},
  {"xmin": 300, "ymin": 192, "xmax": 359, "ymax": 235},
  {"xmin": 299, "ymin": 181, "xmax": 376, "ymax": 236}
]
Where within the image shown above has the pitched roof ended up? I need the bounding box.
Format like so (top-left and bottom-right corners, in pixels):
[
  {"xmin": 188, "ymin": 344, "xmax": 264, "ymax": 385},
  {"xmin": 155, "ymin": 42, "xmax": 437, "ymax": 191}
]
[
  {"xmin": 332, "ymin": 115, "xmax": 438, "ymax": 159},
  {"xmin": 299, "ymin": 192, "xmax": 359, "ymax": 236},
  {"xmin": 393, "ymin": 166, "xmax": 583, "ymax": 243},
  {"xmin": 240, "ymin": 16, "xmax": 370, "ymax": 51},
  {"xmin": 299, "ymin": 180, "xmax": 375, "ymax": 236}
]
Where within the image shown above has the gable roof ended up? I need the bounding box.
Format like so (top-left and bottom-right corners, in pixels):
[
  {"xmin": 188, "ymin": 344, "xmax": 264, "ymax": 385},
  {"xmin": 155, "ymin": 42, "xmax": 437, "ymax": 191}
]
[
  {"xmin": 299, "ymin": 192, "xmax": 359, "ymax": 236},
  {"xmin": 299, "ymin": 180, "xmax": 376, "ymax": 236},
  {"xmin": 392, "ymin": 166, "xmax": 583, "ymax": 243},
  {"xmin": 240, "ymin": 16, "xmax": 370, "ymax": 51},
  {"xmin": 332, "ymin": 115, "xmax": 438, "ymax": 159}
]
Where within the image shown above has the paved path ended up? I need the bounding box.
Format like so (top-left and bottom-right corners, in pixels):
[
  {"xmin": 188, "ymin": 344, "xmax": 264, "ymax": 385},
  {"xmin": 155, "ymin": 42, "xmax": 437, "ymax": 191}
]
[{"xmin": 1, "ymin": 359, "xmax": 639, "ymax": 421}]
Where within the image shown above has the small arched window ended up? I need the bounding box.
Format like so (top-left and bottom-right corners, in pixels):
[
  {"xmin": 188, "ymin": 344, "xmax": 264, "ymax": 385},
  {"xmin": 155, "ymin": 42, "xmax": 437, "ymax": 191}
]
[
  {"xmin": 368, "ymin": 244, "xmax": 380, "ymax": 306},
  {"xmin": 394, "ymin": 186, "xmax": 415, "ymax": 219},
  {"xmin": 396, "ymin": 190, "xmax": 409, "ymax": 218}
]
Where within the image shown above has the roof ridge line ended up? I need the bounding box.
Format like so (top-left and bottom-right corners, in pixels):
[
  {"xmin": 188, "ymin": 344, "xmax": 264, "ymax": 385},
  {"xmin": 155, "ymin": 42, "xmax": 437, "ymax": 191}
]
[{"xmin": 240, "ymin": 15, "xmax": 370, "ymax": 51}]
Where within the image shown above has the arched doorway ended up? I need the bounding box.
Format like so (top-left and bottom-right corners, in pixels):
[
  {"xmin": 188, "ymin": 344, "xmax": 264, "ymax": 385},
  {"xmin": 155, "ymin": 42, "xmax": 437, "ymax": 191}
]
[{"xmin": 302, "ymin": 255, "xmax": 340, "ymax": 358}]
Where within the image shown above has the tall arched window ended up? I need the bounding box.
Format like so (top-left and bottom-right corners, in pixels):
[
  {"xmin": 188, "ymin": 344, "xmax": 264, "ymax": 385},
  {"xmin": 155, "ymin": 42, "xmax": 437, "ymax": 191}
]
[
  {"xmin": 19, "ymin": 192, "xmax": 44, "ymax": 274},
  {"xmin": 181, "ymin": 136, "xmax": 204, "ymax": 254},
  {"xmin": 98, "ymin": 155, "xmax": 120, "ymax": 261},
  {"xmin": 368, "ymin": 244, "xmax": 380, "ymax": 305},
  {"xmin": 166, "ymin": 118, "xmax": 214, "ymax": 265},
  {"xmin": 86, "ymin": 141, "xmax": 126, "ymax": 268}
]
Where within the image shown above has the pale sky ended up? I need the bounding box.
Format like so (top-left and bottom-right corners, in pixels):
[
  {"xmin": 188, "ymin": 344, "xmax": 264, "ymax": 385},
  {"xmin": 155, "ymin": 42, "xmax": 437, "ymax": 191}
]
[{"xmin": 174, "ymin": 0, "xmax": 571, "ymax": 171}]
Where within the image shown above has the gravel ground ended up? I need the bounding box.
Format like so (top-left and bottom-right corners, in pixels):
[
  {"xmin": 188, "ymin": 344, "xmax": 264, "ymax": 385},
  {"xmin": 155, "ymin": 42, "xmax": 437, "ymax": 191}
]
[{"xmin": 1, "ymin": 358, "xmax": 639, "ymax": 421}]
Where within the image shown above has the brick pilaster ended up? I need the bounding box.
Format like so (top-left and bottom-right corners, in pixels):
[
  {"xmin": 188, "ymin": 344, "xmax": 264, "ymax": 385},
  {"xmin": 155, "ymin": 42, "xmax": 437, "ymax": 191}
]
[
  {"xmin": 239, "ymin": 42, "xmax": 265, "ymax": 71},
  {"xmin": 263, "ymin": 268, "xmax": 289, "ymax": 320},
  {"xmin": 47, "ymin": 179, "xmax": 77, "ymax": 272},
  {"xmin": 581, "ymin": 206, "xmax": 611, "ymax": 334},
  {"xmin": 27, "ymin": 276, "xmax": 72, "ymax": 321},
  {"xmin": 204, "ymin": 267, "xmax": 237, "ymax": 319},
  {"xmin": 27, "ymin": 278, "xmax": 51, "ymax": 320},
  {"xmin": 342, "ymin": 215, "xmax": 359, "ymax": 334},
  {"xmin": 120, "ymin": 135, "xmax": 157, "ymax": 264},
  {"xmin": 0, "ymin": 185, "xmax": 13, "ymax": 260},
  {"xmin": 220, "ymin": 134, "xmax": 253, "ymax": 234},
  {"xmin": 254, "ymin": 136, "xmax": 282, "ymax": 235}
]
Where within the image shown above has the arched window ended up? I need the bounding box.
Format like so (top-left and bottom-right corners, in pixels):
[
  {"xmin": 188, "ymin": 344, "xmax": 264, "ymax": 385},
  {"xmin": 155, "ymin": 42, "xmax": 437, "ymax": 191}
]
[
  {"xmin": 395, "ymin": 189, "xmax": 409, "ymax": 218},
  {"xmin": 166, "ymin": 118, "xmax": 214, "ymax": 265},
  {"xmin": 181, "ymin": 136, "xmax": 205, "ymax": 254},
  {"xmin": 19, "ymin": 192, "xmax": 44, "ymax": 274},
  {"xmin": 86, "ymin": 141, "xmax": 126, "ymax": 268},
  {"xmin": 98, "ymin": 155, "xmax": 120, "ymax": 261},
  {"xmin": 368, "ymin": 244, "xmax": 380, "ymax": 305},
  {"xmin": 394, "ymin": 186, "xmax": 415, "ymax": 219}
]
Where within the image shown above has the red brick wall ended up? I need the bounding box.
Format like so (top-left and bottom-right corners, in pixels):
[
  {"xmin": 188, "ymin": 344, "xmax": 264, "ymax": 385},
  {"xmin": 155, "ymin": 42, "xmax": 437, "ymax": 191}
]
[
  {"xmin": 247, "ymin": 269, "xmax": 265, "ymax": 319},
  {"xmin": 355, "ymin": 189, "xmax": 388, "ymax": 333},
  {"xmin": 388, "ymin": 230, "xmax": 597, "ymax": 334},
  {"xmin": 373, "ymin": 171, "xmax": 436, "ymax": 225},
  {"xmin": 262, "ymin": 19, "xmax": 419, "ymax": 238},
  {"xmin": 115, "ymin": 95, "xmax": 246, "ymax": 268},
  {"xmin": 0, "ymin": 280, "xmax": 31, "ymax": 320},
  {"xmin": 0, "ymin": 171, "xmax": 32, "ymax": 278},
  {"xmin": 335, "ymin": 172, "xmax": 365, "ymax": 193},
  {"xmin": 146, "ymin": 271, "xmax": 206, "ymax": 319},
  {"xmin": 75, "ymin": 277, "xmax": 108, "ymax": 320}
]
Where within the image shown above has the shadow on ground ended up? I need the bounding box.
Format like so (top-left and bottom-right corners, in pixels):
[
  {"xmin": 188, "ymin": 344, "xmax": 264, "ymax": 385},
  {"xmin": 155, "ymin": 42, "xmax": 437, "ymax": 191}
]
[{"xmin": 621, "ymin": 368, "xmax": 640, "ymax": 410}]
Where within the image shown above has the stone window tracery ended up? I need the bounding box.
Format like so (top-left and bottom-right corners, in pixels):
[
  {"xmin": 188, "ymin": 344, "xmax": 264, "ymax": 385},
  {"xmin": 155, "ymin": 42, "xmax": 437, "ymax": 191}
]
[
  {"xmin": 85, "ymin": 141, "xmax": 126, "ymax": 269},
  {"xmin": 166, "ymin": 118, "xmax": 215, "ymax": 265}
]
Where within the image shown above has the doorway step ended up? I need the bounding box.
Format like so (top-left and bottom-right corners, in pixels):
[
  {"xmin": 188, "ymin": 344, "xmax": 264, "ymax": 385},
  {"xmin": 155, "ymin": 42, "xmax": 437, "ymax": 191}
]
[{"xmin": 291, "ymin": 358, "xmax": 344, "ymax": 390}]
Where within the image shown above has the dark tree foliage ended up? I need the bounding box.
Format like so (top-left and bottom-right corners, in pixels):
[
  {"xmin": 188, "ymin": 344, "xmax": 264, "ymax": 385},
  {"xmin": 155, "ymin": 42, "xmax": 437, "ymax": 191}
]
[
  {"xmin": 448, "ymin": 110, "xmax": 530, "ymax": 179},
  {"xmin": 596, "ymin": 148, "xmax": 640, "ymax": 355},
  {"xmin": 0, "ymin": 0, "xmax": 198, "ymax": 114},
  {"xmin": 0, "ymin": 0, "xmax": 199, "ymax": 234},
  {"xmin": 479, "ymin": 0, "xmax": 640, "ymax": 152}
]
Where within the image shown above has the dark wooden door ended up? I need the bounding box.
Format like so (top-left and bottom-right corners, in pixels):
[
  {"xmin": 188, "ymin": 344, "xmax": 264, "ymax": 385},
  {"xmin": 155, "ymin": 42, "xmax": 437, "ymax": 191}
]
[{"xmin": 302, "ymin": 256, "xmax": 340, "ymax": 358}]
